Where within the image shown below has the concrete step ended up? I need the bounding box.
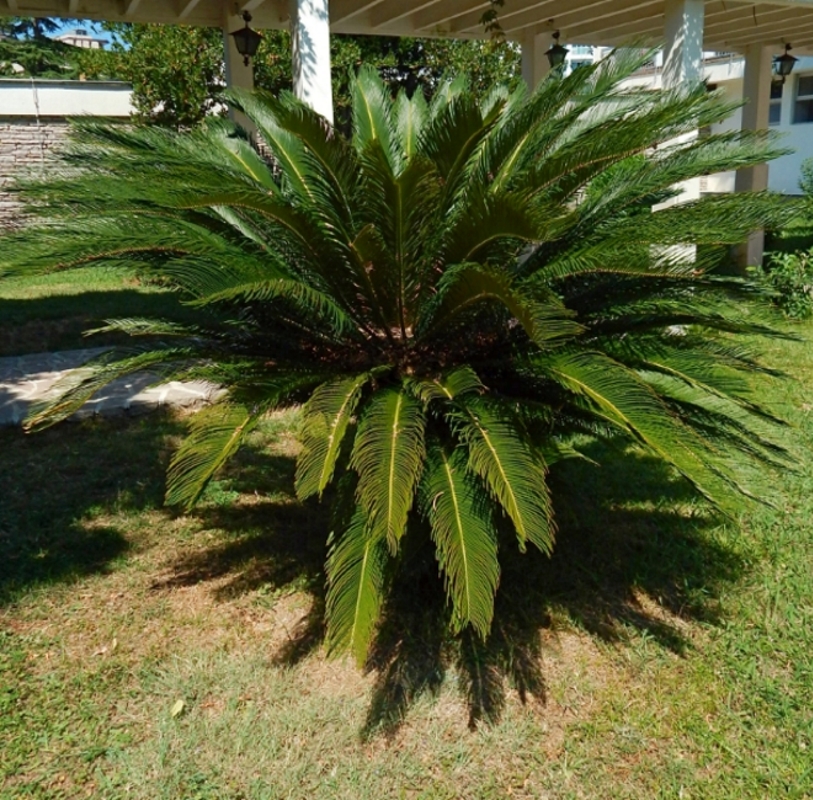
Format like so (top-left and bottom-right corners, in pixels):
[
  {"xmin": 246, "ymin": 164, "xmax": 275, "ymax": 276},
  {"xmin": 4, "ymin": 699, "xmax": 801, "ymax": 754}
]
[{"xmin": 0, "ymin": 348, "xmax": 221, "ymax": 427}]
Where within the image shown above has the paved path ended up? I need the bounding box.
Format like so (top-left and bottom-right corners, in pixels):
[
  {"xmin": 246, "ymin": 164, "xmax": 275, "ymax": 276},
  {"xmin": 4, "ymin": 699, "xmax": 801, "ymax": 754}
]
[{"xmin": 0, "ymin": 348, "xmax": 221, "ymax": 427}]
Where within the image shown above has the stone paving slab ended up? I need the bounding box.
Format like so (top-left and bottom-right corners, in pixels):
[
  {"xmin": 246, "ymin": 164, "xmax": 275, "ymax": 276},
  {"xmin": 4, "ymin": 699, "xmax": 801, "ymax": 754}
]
[{"xmin": 0, "ymin": 348, "xmax": 222, "ymax": 427}]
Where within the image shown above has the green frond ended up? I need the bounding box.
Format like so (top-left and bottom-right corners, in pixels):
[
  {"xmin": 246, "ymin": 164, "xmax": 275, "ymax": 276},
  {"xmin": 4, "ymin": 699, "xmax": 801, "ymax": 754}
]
[
  {"xmin": 352, "ymin": 66, "xmax": 399, "ymax": 173},
  {"xmin": 222, "ymin": 88, "xmax": 316, "ymax": 202},
  {"xmin": 539, "ymin": 351, "xmax": 757, "ymax": 511},
  {"xmin": 350, "ymin": 387, "xmax": 427, "ymax": 551},
  {"xmin": 428, "ymin": 74, "xmax": 469, "ymax": 120},
  {"xmin": 165, "ymin": 402, "xmax": 263, "ymax": 510},
  {"xmin": 419, "ymin": 263, "xmax": 582, "ymax": 348},
  {"xmin": 629, "ymin": 344, "xmax": 784, "ymax": 421},
  {"xmin": 296, "ymin": 373, "xmax": 371, "ymax": 500},
  {"xmin": 250, "ymin": 91, "xmax": 358, "ymax": 216},
  {"xmin": 408, "ymin": 366, "xmax": 485, "ymax": 404},
  {"xmin": 638, "ymin": 369, "xmax": 792, "ymax": 469},
  {"xmin": 421, "ymin": 444, "xmax": 500, "ymax": 638},
  {"xmin": 394, "ymin": 89, "xmax": 428, "ymax": 159},
  {"xmin": 0, "ymin": 217, "xmax": 229, "ymax": 278},
  {"xmin": 84, "ymin": 318, "xmax": 202, "ymax": 338},
  {"xmin": 324, "ymin": 508, "xmax": 390, "ymax": 665},
  {"xmin": 353, "ymin": 152, "xmax": 442, "ymax": 331},
  {"xmin": 24, "ymin": 347, "xmax": 193, "ymax": 431},
  {"xmin": 451, "ymin": 397, "xmax": 555, "ymax": 555},
  {"xmin": 202, "ymin": 119, "xmax": 280, "ymax": 191},
  {"xmin": 191, "ymin": 276, "xmax": 360, "ymax": 339},
  {"xmin": 443, "ymin": 193, "xmax": 541, "ymax": 264},
  {"xmin": 419, "ymin": 91, "xmax": 489, "ymax": 202},
  {"xmin": 599, "ymin": 192, "xmax": 800, "ymax": 248},
  {"xmin": 224, "ymin": 367, "xmax": 340, "ymax": 410},
  {"xmin": 348, "ymin": 222, "xmax": 400, "ymax": 332}
]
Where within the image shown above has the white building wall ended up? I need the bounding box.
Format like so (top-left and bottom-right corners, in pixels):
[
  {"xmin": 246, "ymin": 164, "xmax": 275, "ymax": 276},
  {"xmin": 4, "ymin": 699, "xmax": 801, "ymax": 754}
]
[
  {"xmin": 626, "ymin": 55, "xmax": 813, "ymax": 196},
  {"xmin": 0, "ymin": 78, "xmax": 134, "ymax": 118}
]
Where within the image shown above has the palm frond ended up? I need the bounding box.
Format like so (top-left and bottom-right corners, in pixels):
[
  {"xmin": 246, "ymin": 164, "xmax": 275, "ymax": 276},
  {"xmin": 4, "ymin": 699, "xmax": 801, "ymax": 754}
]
[
  {"xmin": 350, "ymin": 387, "xmax": 426, "ymax": 551},
  {"xmin": 539, "ymin": 350, "xmax": 758, "ymax": 510},
  {"xmin": 220, "ymin": 88, "xmax": 316, "ymax": 202},
  {"xmin": 165, "ymin": 402, "xmax": 263, "ymax": 510},
  {"xmin": 24, "ymin": 347, "xmax": 194, "ymax": 431},
  {"xmin": 324, "ymin": 508, "xmax": 390, "ymax": 665},
  {"xmin": 394, "ymin": 89, "xmax": 428, "ymax": 159},
  {"xmin": 296, "ymin": 373, "xmax": 371, "ymax": 500},
  {"xmin": 421, "ymin": 444, "xmax": 500, "ymax": 637},
  {"xmin": 450, "ymin": 397, "xmax": 555, "ymax": 555},
  {"xmin": 408, "ymin": 365, "xmax": 485, "ymax": 404},
  {"xmin": 419, "ymin": 263, "xmax": 581, "ymax": 348},
  {"xmin": 352, "ymin": 66, "xmax": 400, "ymax": 173}
]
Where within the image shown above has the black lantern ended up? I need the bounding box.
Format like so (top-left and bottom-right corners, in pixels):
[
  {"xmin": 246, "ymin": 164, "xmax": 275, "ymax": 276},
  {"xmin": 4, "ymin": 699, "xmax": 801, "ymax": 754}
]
[
  {"xmin": 774, "ymin": 43, "xmax": 798, "ymax": 84},
  {"xmin": 545, "ymin": 30, "xmax": 569, "ymax": 69},
  {"xmin": 230, "ymin": 11, "xmax": 263, "ymax": 67}
]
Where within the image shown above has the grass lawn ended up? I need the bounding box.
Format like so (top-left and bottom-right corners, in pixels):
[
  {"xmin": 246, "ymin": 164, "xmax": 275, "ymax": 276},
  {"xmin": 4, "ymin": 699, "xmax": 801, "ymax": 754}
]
[
  {"xmin": 0, "ymin": 266, "xmax": 197, "ymax": 357},
  {"xmin": 1, "ymin": 319, "xmax": 812, "ymax": 798}
]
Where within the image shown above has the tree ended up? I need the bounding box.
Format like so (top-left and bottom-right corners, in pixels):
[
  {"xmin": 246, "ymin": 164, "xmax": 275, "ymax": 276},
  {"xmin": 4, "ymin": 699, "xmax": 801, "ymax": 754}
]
[
  {"xmin": 79, "ymin": 22, "xmax": 519, "ymax": 128},
  {"xmin": 0, "ymin": 36, "xmax": 81, "ymax": 78},
  {"xmin": 0, "ymin": 16, "xmax": 83, "ymax": 78},
  {"xmin": 77, "ymin": 24, "xmax": 225, "ymax": 128},
  {"xmin": 0, "ymin": 55, "xmax": 798, "ymax": 664},
  {"xmin": 0, "ymin": 16, "xmax": 64, "ymax": 39}
]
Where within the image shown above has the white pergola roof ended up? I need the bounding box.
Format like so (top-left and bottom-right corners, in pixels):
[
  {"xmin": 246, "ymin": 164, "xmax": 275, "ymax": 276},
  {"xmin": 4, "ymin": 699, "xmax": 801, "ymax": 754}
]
[{"xmin": 3, "ymin": 0, "xmax": 813, "ymax": 52}]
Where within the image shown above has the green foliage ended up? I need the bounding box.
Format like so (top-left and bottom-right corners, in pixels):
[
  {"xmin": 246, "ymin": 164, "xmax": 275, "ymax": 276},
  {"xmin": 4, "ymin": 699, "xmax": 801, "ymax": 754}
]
[
  {"xmin": 800, "ymin": 156, "xmax": 813, "ymax": 197},
  {"xmin": 79, "ymin": 22, "xmax": 519, "ymax": 128},
  {"xmin": 0, "ymin": 16, "xmax": 63, "ymax": 38},
  {"xmin": 0, "ymin": 51, "xmax": 802, "ymax": 663},
  {"xmin": 0, "ymin": 36, "xmax": 80, "ymax": 78},
  {"xmin": 0, "ymin": 17, "xmax": 85, "ymax": 78},
  {"xmin": 77, "ymin": 24, "xmax": 225, "ymax": 127},
  {"xmin": 753, "ymin": 248, "xmax": 813, "ymax": 318}
]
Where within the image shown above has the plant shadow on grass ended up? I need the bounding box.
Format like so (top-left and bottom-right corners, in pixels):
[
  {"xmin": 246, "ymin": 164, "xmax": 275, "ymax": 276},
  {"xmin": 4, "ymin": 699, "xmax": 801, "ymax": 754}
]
[
  {"xmin": 2, "ymin": 411, "xmax": 747, "ymax": 733},
  {"xmin": 154, "ymin": 437, "xmax": 747, "ymax": 738},
  {"xmin": 148, "ymin": 443, "xmax": 331, "ymax": 661},
  {"xmin": 0, "ymin": 412, "xmax": 183, "ymax": 605},
  {"xmin": 0, "ymin": 290, "xmax": 198, "ymax": 357}
]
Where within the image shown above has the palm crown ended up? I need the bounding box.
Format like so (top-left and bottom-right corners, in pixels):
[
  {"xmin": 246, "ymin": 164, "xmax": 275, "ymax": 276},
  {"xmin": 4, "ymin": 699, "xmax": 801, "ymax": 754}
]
[{"xmin": 1, "ymin": 51, "xmax": 797, "ymax": 663}]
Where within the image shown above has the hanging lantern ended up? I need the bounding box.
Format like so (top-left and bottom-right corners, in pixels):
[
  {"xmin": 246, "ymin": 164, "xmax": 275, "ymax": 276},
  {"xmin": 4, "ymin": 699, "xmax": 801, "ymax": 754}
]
[
  {"xmin": 545, "ymin": 30, "xmax": 569, "ymax": 69},
  {"xmin": 774, "ymin": 43, "xmax": 798, "ymax": 84},
  {"xmin": 230, "ymin": 11, "xmax": 263, "ymax": 67}
]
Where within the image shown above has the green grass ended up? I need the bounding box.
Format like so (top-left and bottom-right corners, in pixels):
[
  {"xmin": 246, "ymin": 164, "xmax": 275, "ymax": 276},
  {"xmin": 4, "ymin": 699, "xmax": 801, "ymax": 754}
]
[
  {"xmin": 0, "ymin": 265, "xmax": 198, "ymax": 357},
  {"xmin": 1, "ymin": 327, "xmax": 813, "ymax": 799}
]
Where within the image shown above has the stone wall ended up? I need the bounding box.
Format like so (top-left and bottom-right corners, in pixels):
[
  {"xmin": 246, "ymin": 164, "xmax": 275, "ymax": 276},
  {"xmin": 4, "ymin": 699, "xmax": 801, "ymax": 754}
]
[
  {"xmin": 0, "ymin": 80, "xmax": 132, "ymax": 231},
  {"xmin": 0, "ymin": 117, "xmax": 70, "ymax": 230}
]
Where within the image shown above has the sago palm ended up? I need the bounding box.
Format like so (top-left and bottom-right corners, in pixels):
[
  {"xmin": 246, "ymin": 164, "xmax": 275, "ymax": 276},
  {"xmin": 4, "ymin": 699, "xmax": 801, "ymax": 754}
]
[{"xmin": 0, "ymin": 51, "xmax": 797, "ymax": 663}]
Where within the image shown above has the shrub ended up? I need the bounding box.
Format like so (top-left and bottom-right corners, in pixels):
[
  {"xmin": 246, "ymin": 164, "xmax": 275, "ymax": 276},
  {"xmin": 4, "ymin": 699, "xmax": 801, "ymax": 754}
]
[
  {"xmin": 0, "ymin": 53, "xmax": 800, "ymax": 663},
  {"xmin": 754, "ymin": 249, "xmax": 813, "ymax": 318}
]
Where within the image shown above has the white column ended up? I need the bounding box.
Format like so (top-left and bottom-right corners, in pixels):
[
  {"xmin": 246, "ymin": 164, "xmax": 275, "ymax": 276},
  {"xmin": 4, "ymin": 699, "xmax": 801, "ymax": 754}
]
[
  {"xmin": 734, "ymin": 44, "xmax": 773, "ymax": 268},
  {"xmin": 290, "ymin": 0, "xmax": 334, "ymax": 123},
  {"xmin": 223, "ymin": 14, "xmax": 254, "ymax": 130},
  {"xmin": 657, "ymin": 0, "xmax": 705, "ymax": 209},
  {"xmin": 663, "ymin": 0, "xmax": 704, "ymax": 88},
  {"xmin": 657, "ymin": 0, "xmax": 705, "ymax": 263},
  {"xmin": 521, "ymin": 32, "xmax": 550, "ymax": 91}
]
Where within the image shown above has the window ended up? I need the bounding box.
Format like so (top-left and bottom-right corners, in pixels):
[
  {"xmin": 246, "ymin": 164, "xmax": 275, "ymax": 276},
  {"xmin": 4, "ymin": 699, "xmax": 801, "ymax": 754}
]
[
  {"xmin": 570, "ymin": 45, "xmax": 593, "ymax": 56},
  {"xmin": 794, "ymin": 74, "xmax": 813, "ymax": 123},
  {"xmin": 769, "ymin": 81, "xmax": 783, "ymax": 125}
]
